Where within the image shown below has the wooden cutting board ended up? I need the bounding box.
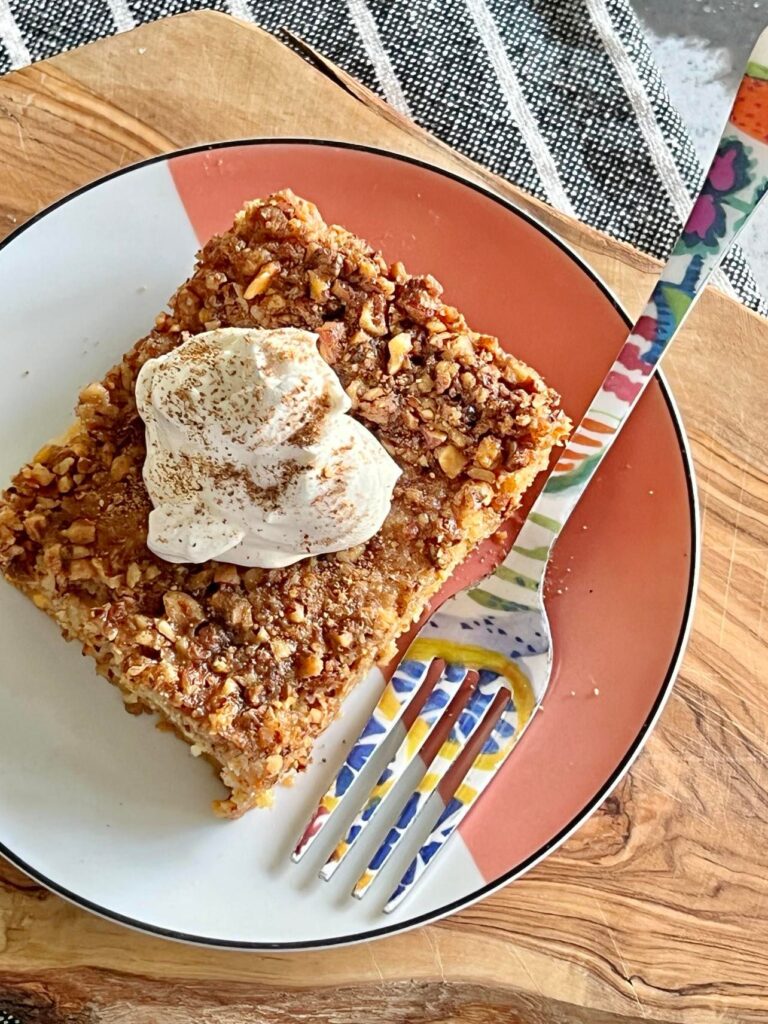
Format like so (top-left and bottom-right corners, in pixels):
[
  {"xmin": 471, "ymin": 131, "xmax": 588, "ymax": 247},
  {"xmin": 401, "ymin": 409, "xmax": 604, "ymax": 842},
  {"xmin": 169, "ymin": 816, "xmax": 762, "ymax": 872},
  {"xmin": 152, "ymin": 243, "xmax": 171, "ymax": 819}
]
[{"xmin": 0, "ymin": 12, "xmax": 766, "ymax": 1024}]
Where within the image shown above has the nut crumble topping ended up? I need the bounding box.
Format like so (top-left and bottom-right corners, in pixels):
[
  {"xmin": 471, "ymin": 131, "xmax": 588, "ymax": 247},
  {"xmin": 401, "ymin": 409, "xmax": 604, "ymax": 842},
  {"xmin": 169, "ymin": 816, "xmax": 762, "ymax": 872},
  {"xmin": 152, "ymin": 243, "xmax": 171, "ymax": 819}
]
[{"xmin": 0, "ymin": 190, "xmax": 569, "ymax": 816}]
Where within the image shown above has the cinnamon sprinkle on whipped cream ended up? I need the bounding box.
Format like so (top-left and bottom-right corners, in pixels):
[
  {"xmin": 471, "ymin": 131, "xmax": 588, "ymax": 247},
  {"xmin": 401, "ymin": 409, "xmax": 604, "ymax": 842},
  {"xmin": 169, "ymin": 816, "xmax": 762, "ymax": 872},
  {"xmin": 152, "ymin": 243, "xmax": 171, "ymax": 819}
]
[{"xmin": 135, "ymin": 327, "xmax": 401, "ymax": 567}]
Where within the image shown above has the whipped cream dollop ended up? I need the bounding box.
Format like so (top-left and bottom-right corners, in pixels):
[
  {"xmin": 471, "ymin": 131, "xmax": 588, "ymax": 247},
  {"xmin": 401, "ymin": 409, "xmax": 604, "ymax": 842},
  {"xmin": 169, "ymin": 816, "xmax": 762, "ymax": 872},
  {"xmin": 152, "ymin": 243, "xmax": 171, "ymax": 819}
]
[{"xmin": 135, "ymin": 327, "xmax": 401, "ymax": 568}]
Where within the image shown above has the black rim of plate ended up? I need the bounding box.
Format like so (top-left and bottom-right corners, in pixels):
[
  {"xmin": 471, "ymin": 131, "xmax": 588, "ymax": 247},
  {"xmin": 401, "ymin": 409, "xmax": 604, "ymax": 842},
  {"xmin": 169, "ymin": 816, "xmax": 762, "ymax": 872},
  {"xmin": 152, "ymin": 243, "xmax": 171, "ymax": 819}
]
[{"xmin": 0, "ymin": 139, "xmax": 699, "ymax": 951}]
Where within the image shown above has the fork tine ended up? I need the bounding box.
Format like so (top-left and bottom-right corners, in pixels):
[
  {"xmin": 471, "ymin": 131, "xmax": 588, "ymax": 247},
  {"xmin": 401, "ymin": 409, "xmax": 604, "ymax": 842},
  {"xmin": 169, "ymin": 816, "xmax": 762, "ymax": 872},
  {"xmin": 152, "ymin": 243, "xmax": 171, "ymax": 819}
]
[
  {"xmin": 383, "ymin": 694, "xmax": 523, "ymax": 913},
  {"xmin": 319, "ymin": 662, "xmax": 468, "ymax": 880},
  {"xmin": 291, "ymin": 654, "xmax": 432, "ymax": 861},
  {"xmin": 351, "ymin": 670, "xmax": 501, "ymax": 899}
]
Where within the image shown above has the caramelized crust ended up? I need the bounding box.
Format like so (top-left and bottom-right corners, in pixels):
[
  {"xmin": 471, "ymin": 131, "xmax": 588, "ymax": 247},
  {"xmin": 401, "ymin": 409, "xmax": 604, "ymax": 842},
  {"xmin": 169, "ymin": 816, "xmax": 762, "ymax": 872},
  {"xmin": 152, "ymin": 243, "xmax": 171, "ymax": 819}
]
[{"xmin": 0, "ymin": 191, "xmax": 569, "ymax": 815}]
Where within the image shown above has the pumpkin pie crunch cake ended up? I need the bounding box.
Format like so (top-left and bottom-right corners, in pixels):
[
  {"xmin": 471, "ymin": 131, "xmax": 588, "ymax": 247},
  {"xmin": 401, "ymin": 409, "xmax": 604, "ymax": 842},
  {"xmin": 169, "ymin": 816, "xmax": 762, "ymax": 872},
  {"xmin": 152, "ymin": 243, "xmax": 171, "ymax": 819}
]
[{"xmin": 0, "ymin": 190, "xmax": 569, "ymax": 816}]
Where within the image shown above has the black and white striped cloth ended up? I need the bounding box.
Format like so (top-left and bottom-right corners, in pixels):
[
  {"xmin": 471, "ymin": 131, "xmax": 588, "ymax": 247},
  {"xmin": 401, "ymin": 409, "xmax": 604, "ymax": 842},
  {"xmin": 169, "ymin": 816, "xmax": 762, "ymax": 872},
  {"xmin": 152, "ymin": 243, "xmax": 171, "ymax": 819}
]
[{"xmin": 0, "ymin": 0, "xmax": 765, "ymax": 314}]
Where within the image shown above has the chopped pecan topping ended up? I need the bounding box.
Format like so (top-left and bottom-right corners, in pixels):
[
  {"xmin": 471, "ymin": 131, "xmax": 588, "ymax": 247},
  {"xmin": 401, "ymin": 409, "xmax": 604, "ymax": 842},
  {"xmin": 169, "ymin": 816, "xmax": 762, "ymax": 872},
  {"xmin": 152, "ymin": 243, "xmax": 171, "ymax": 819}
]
[{"xmin": 0, "ymin": 189, "xmax": 568, "ymax": 818}]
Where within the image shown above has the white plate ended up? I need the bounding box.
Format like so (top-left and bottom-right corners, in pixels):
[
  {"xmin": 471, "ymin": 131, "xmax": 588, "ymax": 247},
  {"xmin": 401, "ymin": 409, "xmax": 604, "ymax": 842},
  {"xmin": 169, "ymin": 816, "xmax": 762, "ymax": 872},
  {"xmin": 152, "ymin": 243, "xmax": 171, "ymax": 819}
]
[{"xmin": 0, "ymin": 142, "xmax": 696, "ymax": 948}]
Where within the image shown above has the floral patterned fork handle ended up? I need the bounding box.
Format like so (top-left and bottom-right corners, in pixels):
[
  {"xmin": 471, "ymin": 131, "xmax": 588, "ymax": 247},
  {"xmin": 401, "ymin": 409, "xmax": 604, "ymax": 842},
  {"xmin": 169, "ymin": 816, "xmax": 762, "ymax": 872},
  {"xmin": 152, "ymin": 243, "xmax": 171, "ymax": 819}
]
[{"xmin": 536, "ymin": 24, "xmax": 768, "ymax": 532}]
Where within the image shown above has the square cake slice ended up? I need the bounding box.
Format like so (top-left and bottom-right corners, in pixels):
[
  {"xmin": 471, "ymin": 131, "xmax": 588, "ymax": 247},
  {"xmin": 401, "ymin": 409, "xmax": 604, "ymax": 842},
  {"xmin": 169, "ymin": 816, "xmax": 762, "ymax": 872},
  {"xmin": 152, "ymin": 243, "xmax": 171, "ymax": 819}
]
[{"xmin": 0, "ymin": 190, "xmax": 569, "ymax": 816}]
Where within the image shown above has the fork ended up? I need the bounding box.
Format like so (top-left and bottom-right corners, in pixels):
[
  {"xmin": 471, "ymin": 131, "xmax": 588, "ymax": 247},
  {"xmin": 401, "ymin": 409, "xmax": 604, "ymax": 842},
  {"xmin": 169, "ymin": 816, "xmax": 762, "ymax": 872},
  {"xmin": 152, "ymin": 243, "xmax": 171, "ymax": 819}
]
[{"xmin": 293, "ymin": 26, "xmax": 768, "ymax": 912}]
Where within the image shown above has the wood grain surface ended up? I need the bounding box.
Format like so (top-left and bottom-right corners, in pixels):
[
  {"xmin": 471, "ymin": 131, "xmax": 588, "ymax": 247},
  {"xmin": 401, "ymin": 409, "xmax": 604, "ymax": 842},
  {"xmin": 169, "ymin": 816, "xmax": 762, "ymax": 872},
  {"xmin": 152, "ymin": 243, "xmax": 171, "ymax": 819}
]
[{"xmin": 0, "ymin": 12, "xmax": 766, "ymax": 1024}]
